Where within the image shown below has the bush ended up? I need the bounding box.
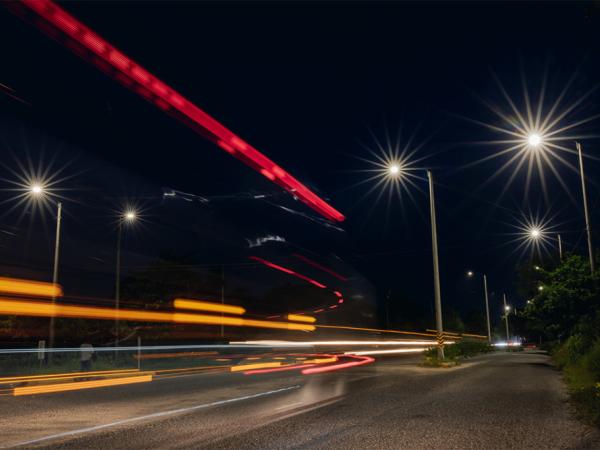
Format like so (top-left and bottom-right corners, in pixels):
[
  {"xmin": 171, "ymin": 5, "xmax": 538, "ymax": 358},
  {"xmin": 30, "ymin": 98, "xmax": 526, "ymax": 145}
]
[
  {"xmin": 553, "ymin": 338, "xmax": 600, "ymax": 426},
  {"xmin": 424, "ymin": 340, "xmax": 493, "ymax": 363}
]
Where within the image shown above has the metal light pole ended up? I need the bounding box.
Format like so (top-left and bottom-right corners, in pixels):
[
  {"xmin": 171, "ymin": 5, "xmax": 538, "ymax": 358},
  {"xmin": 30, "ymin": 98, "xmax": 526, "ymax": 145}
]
[
  {"xmin": 48, "ymin": 201, "xmax": 62, "ymax": 361},
  {"xmin": 114, "ymin": 218, "xmax": 123, "ymax": 360},
  {"xmin": 427, "ymin": 170, "xmax": 445, "ymax": 359},
  {"xmin": 114, "ymin": 210, "xmax": 136, "ymax": 360},
  {"xmin": 557, "ymin": 234, "xmax": 563, "ymax": 261},
  {"xmin": 483, "ymin": 274, "xmax": 491, "ymax": 342},
  {"xmin": 467, "ymin": 271, "xmax": 492, "ymax": 342},
  {"xmin": 503, "ymin": 293, "xmax": 510, "ymax": 344},
  {"xmin": 575, "ymin": 142, "xmax": 594, "ymax": 274}
]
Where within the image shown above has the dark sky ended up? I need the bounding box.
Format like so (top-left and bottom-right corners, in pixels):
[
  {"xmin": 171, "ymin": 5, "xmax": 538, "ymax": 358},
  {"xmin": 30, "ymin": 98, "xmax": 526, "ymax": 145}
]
[{"xmin": 2, "ymin": 1, "xmax": 600, "ymax": 329}]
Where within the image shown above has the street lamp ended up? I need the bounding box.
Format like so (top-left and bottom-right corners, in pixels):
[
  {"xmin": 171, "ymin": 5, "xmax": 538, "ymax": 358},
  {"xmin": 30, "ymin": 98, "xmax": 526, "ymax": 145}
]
[
  {"xmin": 527, "ymin": 133, "xmax": 542, "ymax": 147},
  {"xmin": 575, "ymin": 142, "xmax": 594, "ymax": 273},
  {"xmin": 114, "ymin": 209, "xmax": 137, "ymax": 358},
  {"xmin": 466, "ymin": 270, "xmax": 492, "ymax": 342},
  {"xmin": 28, "ymin": 183, "xmax": 63, "ymax": 359},
  {"xmin": 387, "ymin": 163, "xmax": 445, "ymax": 358},
  {"xmin": 503, "ymin": 294, "xmax": 510, "ymax": 344}
]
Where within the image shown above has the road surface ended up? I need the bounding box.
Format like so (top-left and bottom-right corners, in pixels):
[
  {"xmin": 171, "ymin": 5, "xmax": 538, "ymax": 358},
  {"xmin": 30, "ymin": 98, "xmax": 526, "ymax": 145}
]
[{"xmin": 2, "ymin": 351, "xmax": 599, "ymax": 449}]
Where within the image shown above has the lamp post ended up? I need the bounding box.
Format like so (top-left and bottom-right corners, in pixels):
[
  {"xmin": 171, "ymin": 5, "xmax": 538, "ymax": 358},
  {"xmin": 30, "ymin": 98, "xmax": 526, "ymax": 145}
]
[
  {"xmin": 467, "ymin": 271, "xmax": 492, "ymax": 342},
  {"xmin": 385, "ymin": 164, "xmax": 445, "ymax": 358},
  {"xmin": 575, "ymin": 142, "xmax": 594, "ymax": 274},
  {"xmin": 114, "ymin": 210, "xmax": 136, "ymax": 359},
  {"xmin": 557, "ymin": 234, "xmax": 563, "ymax": 261},
  {"xmin": 427, "ymin": 170, "xmax": 445, "ymax": 359},
  {"xmin": 28, "ymin": 184, "xmax": 62, "ymax": 361},
  {"xmin": 48, "ymin": 201, "xmax": 62, "ymax": 358},
  {"xmin": 503, "ymin": 294, "xmax": 510, "ymax": 344}
]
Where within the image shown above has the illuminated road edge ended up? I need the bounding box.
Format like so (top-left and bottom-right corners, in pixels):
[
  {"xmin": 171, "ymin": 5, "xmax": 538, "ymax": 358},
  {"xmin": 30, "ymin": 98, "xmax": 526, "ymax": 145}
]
[{"xmin": 4, "ymin": 385, "xmax": 301, "ymax": 449}]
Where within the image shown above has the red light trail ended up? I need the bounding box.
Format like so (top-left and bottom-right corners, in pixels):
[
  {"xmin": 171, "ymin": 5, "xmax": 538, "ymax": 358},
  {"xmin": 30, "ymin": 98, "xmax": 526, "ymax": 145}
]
[
  {"xmin": 301, "ymin": 355, "xmax": 375, "ymax": 375},
  {"xmin": 249, "ymin": 256, "xmax": 327, "ymax": 289},
  {"xmin": 12, "ymin": 0, "xmax": 345, "ymax": 222},
  {"xmin": 292, "ymin": 254, "xmax": 348, "ymax": 281}
]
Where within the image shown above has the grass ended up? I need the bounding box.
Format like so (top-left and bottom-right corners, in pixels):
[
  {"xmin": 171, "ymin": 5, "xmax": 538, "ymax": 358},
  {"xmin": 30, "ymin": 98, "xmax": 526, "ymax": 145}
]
[
  {"xmin": 421, "ymin": 340, "xmax": 493, "ymax": 368},
  {"xmin": 552, "ymin": 337, "xmax": 600, "ymax": 426}
]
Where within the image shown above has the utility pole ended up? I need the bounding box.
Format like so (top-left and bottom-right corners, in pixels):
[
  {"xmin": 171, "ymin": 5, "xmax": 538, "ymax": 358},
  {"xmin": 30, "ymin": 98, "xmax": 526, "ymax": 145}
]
[
  {"xmin": 114, "ymin": 219, "xmax": 123, "ymax": 361},
  {"xmin": 576, "ymin": 142, "xmax": 594, "ymax": 274},
  {"xmin": 483, "ymin": 274, "xmax": 491, "ymax": 342},
  {"xmin": 427, "ymin": 170, "xmax": 445, "ymax": 359},
  {"xmin": 48, "ymin": 202, "xmax": 62, "ymax": 363},
  {"xmin": 503, "ymin": 293, "xmax": 510, "ymax": 344},
  {"xmin": 557, "ymin": 234, "xmax": 563, "ymax": 261}
]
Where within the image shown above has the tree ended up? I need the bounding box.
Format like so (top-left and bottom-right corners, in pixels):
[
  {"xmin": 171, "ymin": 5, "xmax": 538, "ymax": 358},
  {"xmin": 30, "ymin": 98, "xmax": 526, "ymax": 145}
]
[{"xmin": 523, "ymin": 254, "xmax": 600, "ymax": 342}]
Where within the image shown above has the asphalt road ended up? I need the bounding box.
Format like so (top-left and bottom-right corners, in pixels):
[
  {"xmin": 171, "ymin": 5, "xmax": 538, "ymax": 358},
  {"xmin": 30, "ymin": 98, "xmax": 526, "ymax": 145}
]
[{"xmin": 3, "ymin": 351, "xmax": 600, "ymax": 449}]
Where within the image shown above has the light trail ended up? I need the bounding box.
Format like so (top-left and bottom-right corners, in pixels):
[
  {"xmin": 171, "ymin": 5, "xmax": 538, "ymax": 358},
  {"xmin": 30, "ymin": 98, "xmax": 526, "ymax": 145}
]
[
  {"xmin": 243, "ymin": 363, "xmax": 315, "ymax": 375},
  {"xmin": 12, "ymin": 0, "xmax": 344, "ymax": 222},
  {"xmin": 231, "ymin": 340, "xmax": 451, "ymax": 346},
  {"xmin": 301, "ymin": 357, "xmax": 337, "ymax": 364},
  {"xmin": 0, "ymin": 277, "xmax": 62, "ymax": 298},
  {"xmin": 0, "ymin": 369, "xmax": 141, "ymax": 384},
  {"xmin": 133, "ymin": 351, "xmax": 218, "ymax": 360},
  {"xmin": 0, "ymin": 343, "xmax": 313, "ymax": 355},
  {"xmin": 0, "ymin": 298, "xmax": 316, "ymax": 332},
  {"xmin": 344, "ymin": 348, "xmax": 427, "ymax": 356},
  {"xmin": 425, "ymin": 329, "xmax": 487, "ymax": 339},
  {"xmin": 13, "ymin": 375, "xmax": 153, "ymax": 396},
  {"xmin": 287, "ymin": 314, "xmax": 317, "ymax": 323},
  {"xmin": 173, "ymin": 298, "xmax": 245, "ymax": 315},
  {"xmin": 249, "ymin": 256, "xmax": 327, "ymax": 289},
  {"xmin": 230, "ymin": 362, "xmax": 282, "ymax": 372},
  {"xmin": 315, "ymin": 324, "xmax": 439, "ymax": 337},
  {"xmin": 7, "ymin": 385, "xmax": 301, "ymax": 448},
  {"xmin": 292, "ymin": 254, "xmax": 348, "ymax": 281},
  {"xmin": 301, "ymin": 355, "xmax": 375, "ymax": 375}
]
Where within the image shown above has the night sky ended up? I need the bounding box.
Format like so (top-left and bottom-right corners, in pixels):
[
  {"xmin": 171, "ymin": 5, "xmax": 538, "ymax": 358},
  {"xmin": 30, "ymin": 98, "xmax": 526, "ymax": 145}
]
[{"xmin": 2, "ymin": 1, "xmax": 600, "ymax": 331}]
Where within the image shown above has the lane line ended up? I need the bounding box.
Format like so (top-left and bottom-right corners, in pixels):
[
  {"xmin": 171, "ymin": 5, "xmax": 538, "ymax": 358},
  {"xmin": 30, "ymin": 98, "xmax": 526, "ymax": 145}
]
[{"xmin": 4, "ymin": 385, "xmax": 300, "ymax": 449}]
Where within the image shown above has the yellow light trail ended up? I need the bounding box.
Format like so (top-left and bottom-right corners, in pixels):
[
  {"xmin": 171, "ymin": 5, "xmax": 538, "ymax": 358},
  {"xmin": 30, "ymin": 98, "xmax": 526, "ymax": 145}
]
[
  {"xmin": 316, "ymin": 324, "xmax": 437, "ymax": 337},
  {"xmin": 287, "ymin": 314, "xmax": 316, "ymax": 323},
  {"xmin": 232, "ymin": 340, "xmax": 451, "ymax": 346},
  {"xmin": 302, "ymin": 357, "xmax": 337, "ymax": 364},
  {"xmin": 0, "ymin": 369, "xmax": 140, "ymax": 384},
  {"xmin": 425, "ymin": 329, "xmax": 486, "ymax": 339},
  {"xmin": 230, "ymin": 362, "xmax": 282, "ymax": 372},
  {"xmin": 13, "ymin": 375, "xmax": 153, "ymax": 396},
  {"xmin": 344, "ymin": 348, "xmax": 428, "ymax": 356},
  {"xmin": 0, "ymin": 298, "xmax": 315, "ymax": 331},
  {"xmin": 173, "ymin": 298, "xmax": 245, "ymax": 315},
  {"xmin": 133, "ymin": 351, "xmax": 217, "ymax": 360},
  {"xmin": 0, "ymin": 277, "xmax": 62, "ymax": 298}
]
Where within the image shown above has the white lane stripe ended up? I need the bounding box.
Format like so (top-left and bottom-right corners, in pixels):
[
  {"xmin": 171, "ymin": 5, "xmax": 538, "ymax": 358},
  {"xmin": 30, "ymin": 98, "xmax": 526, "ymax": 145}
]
[{"xmin": 5, "ymin": 385, "xmax": 300, "ymax": 449}]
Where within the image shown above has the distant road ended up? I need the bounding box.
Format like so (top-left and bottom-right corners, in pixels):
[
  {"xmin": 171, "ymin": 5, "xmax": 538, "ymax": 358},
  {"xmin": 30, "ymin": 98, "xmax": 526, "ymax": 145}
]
[{"xmin": 3, "ymin": 352, "xmax": 600, "ymax": 449}]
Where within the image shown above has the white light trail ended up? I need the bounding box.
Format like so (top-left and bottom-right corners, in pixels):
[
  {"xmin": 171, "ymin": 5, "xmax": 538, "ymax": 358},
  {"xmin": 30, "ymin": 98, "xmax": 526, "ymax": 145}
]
[{"xmin": 344, "ymin": 348, "xmax": 428, "ymax": 356}]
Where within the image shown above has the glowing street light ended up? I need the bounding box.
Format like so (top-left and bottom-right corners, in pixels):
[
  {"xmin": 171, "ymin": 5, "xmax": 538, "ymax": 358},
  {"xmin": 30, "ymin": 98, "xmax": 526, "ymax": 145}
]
[
  {"xmin": 530, "ymin": 227, "xmax": 541, "ymax": 239},
  {"xmin": 30, "ymin": 183, "xmax": 44, "ymax": 195},
  {"xmin": 388, "ymin": 163, "xmax": 402, "ymax": 176},
  {"xmin": 527, "ymin": 133, "xmax": 542, "ymax": 148},
  {"xmin": 359, "ymin": 144, "xmax": 445, "ymax": 358},
  {"xmin": 466, "ymin": 270, "xmax": 492, "ymax": 342},
  {"xmin": 26, "ymin": 181, "xmax": 63, "ymax": 358},
  {"xmin": 538, "ymin": 285, "xmax": 544, "ymax": 292}
]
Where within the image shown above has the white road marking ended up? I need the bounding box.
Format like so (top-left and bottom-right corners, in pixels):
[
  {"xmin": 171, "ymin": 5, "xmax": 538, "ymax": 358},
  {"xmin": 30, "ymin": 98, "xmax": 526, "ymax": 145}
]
[{"xmin": 4, "ymin": 385, "xmax": 300, "ymax": 449}]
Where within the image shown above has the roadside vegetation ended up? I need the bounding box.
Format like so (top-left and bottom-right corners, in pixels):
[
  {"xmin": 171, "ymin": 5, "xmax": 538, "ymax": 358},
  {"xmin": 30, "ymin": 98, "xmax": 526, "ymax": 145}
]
[
  {"xmin": 422, "ymin": 340, "xmax": 493, "ymax": 367},
  {"xmin": 522, "ymin": 254, "xmax": 600, "ymax": 426}
]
